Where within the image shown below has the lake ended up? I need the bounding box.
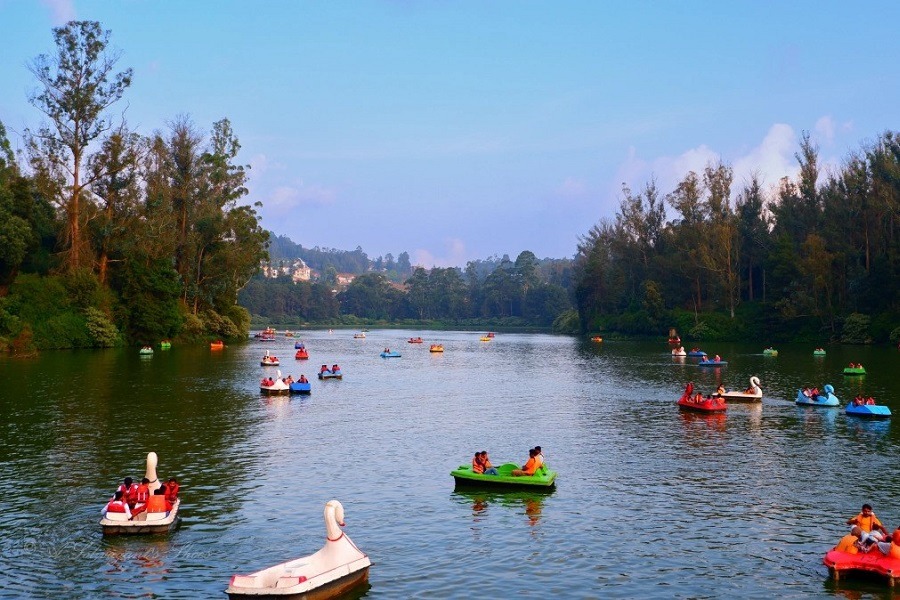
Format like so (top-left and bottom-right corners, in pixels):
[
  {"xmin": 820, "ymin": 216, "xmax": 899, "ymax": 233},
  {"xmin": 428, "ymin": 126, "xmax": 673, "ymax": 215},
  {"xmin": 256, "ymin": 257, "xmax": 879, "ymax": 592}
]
[{"xmin": 1, "ymin": 332, "xmax": 899, "ymax": 599}]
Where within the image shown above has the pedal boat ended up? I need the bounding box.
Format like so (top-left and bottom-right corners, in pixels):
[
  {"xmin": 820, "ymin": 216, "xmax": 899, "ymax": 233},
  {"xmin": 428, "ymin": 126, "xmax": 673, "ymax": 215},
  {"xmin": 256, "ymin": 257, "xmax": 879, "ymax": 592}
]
[
  {"xmin": 261, "ymin": 372, "xmax": 290, "ymax": 395},
  {"xmin": 451, "ymin": 462, "xmax": 557, "ymax": 490},
  {"xmin": 379, "ymin": 351, "xmax": 401, "ymax": 358},
  {"xmin": 843, "ymin": 366, "xmax": 867, "ymax": 376},
  {"xmin": 100, "ymin": 452, "xmax": 181, "ymax": 535},
  {"xmin": 796, "ymin": 385, "xmax": 839, "ymax": 407},
  {"xmin": 697, "ymin": 358, "xmax": 727, "ymax": 366},
  {"xmin": 720, "ymin": 376, "xmax": 762, "ymax": 402},
  {"xmin": 677, "ymin": 393, "xmax": 727, "ymax": 413},
  {"xmin": 429, "ymin": 344, "xmax": 444, "ymax": 353},
  {"xmin": 318, "ymin": 369, "xmax": 343, "ymax": 380},
  {"xmin": 226, "ymin": 500, "xmax": 370, "ymax": 600}
]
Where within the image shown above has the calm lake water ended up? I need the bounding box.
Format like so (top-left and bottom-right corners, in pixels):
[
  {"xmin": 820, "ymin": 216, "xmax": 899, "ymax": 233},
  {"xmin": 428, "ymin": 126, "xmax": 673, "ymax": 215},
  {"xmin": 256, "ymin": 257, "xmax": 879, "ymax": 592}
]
[{"xmin": 2, "ymin": 332, "xmax": 900, "ymax": 599}]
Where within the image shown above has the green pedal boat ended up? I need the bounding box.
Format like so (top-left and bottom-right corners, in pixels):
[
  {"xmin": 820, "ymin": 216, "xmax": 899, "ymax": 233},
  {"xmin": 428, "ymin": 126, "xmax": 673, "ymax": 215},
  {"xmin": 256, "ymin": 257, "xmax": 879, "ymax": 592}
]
[{"xmin": 451, "ymin": 462, "xmax": 557, "ymax": 490}]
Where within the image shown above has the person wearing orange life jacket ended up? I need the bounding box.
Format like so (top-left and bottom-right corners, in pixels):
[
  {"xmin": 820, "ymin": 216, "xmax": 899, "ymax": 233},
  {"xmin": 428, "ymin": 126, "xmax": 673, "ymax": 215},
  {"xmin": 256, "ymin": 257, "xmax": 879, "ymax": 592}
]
[
  {"xmin": 471, "ymin": 452, "xmax": 484, "ymax": 474},
  {"xmin": 147, "ymin": 486, "xmax": 173, "ymax": 513},
  {"xmin": 320, "ymin": 364, "xmax": 329, "ymax": 374},
  {"xmin": 102, "ymin": 490, "xmax": 132, "ymax": 519},
  {"xmin": 165, "ymin": 478, "xmax": 179, "ymax": 504},
  {"xmin": 332, "ymin": 364, "xmax": 340, "ymax": 373},
  {"xmin": 512, "ymin": 449, "xmax": 539, "ymax": 477},
  {"xmin": 848, "ymin": 503, "xmax": 889, "ymax": 547}
]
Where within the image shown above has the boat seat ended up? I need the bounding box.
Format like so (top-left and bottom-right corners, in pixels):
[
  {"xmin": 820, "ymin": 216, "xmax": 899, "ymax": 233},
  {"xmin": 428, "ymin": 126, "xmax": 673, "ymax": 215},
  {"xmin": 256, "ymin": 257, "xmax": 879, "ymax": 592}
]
[
  {"xmin": 104, "ymin": 512, "xmax": 130, "ymax": 521},
  {"xmin": 276, "ymin": 575, "xmax": 308, "ymax": 587},
  {"xmin": 145, "ymin": 511, "xmax": 169, "ymax": 521}
]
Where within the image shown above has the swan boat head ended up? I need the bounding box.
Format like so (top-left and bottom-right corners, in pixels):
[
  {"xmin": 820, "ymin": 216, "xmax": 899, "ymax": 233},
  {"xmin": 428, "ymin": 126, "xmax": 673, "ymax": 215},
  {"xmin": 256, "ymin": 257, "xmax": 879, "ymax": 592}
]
[{"xmin": 145, "ymin": 451, "xmax": 160, "ymax": 492}]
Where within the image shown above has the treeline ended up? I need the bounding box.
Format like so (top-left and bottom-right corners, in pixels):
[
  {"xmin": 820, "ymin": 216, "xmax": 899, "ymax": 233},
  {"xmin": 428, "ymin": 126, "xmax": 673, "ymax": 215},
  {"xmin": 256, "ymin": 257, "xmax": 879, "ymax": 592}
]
[
  {"xmin": 0, "ymin": 21, "xmax": 267, "ymax": 352},
  {"xmin": 269, "ymin": 234, "xmax": 415, "ymax": 282},
  {"xmin": 239, "ymin": 251, "xmax": 575, "ymax": 327},
  {"xmin": 573, "ymin": 130, "xmax": 900, "ymax": 344}
]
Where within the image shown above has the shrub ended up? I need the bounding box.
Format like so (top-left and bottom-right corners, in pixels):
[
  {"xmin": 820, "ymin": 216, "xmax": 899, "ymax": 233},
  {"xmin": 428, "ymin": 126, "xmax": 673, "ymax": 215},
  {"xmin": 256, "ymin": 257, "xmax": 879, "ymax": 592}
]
[
  {"xmin": 841, "ymin": 313, "xmax": 872, "ymax": 344},
  {"xmin": 84, "ymin": 307, "xmax": 121, "ymax": 347}
]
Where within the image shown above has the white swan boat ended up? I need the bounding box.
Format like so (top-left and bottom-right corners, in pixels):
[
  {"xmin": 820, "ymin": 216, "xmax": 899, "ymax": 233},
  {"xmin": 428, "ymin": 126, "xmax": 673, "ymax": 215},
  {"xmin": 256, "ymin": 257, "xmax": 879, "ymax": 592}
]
[
  {"xmin": 226, "ymin": 500, "xmax": 370, "ymax": 600},
  {"xmin": 671, "ymin": 346, "xmax": 686, "ymax": 357},
  {"xmin": 100, "ymin": 452, "xmax": 181, "ymax": 535},
  {"xmin": 720, "ymin": 376, "xmax": 762, "ymax": 402},
  {"xmin": 261, "ymin": 370, "xmax": 290, "ymax": 395}
]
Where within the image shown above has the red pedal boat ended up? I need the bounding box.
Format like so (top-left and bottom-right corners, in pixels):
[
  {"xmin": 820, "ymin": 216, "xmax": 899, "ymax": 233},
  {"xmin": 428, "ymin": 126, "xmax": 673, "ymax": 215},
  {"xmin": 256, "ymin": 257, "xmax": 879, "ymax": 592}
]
[
  {"xmin": 677, "ymin": 391, "xmax": 726, "ymax": 413},
  {"xmin": 824, "ymin": 549, "xmax": 900, "ymax": 584}
]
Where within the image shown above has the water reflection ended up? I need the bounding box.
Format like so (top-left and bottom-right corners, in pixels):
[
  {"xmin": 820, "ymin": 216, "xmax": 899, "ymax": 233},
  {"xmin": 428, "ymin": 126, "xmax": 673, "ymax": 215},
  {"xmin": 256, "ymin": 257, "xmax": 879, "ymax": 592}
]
[
  {"xmin": 679, "ymin": 410, "xmax": 727, "ymax": 431},
  {"xmin": 451, "ymin": 489, "xmax": 550, "ymax": 527}
]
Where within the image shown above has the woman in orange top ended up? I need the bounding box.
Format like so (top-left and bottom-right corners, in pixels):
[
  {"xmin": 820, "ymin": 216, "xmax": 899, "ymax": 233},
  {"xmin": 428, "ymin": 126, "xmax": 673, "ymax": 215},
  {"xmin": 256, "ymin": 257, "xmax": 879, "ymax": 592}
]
[{"xmin": 512, "ymin": 449, "xmax": 538, "ymax": 477}]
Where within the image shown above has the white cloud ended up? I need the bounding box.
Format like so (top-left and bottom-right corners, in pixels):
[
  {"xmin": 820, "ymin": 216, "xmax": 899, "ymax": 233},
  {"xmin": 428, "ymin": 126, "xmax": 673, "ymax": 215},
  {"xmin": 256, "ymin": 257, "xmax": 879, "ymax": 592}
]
[
  {"xmin": 732, "ymin": 123, "xmax": 798, "ymax": 190},
  {"xmin": 556, "ymin": 177, "xmax": 588, "ymax": 198},
  {"xmin": 263, "ymin": 183, "xmax": 337, "ymax": 216},
  {"xmin": 40, "ymin": 0, "xmax": 75, "ymax": 24},
  {"xmin": 815, "ymin": 116, "xmax": 835, "ymax": 144},
  {"xmin": 615, "ymin": 124, "xmax": 801, "ymax": 206},
  {"xmin": 412, "ymin": 238, "xmax": 467, "ymax": 268}
]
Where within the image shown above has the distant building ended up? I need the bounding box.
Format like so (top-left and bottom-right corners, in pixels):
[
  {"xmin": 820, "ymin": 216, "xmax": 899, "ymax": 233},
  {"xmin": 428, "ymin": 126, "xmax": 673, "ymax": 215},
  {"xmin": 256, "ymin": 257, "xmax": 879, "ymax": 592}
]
[
  {"xmin": 260, "ymin": 259, "xmax": 311, "ymax": 283},
  {"xmin": 336, "ymin": 273, "xmax": 355, "ymax": 286}
]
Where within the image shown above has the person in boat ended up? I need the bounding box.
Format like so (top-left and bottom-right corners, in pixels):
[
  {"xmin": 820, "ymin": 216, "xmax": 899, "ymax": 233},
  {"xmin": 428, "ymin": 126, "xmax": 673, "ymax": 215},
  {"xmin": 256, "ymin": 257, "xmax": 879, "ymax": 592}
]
[
  {"xmin": 713, "ymin": 354, "xmax": 721, "ymax": 362},
  {"xmin": 332, "ymin": 364, "xmax": 340, "ymax": 372},
  {"xmin": 512, "ymin": 449, "xmax": 539, "ymax": 477},
  {"xmin": 384, "ymin": 348, "xmax": 390, "ymax": 353},
  {"xmin": 147, "ymin": 486, "xmax": 173, "ymax": 513},
  {"xmin": 809, "ymin": 387, "xmax": 819, "ymax": 400},
  {"xmin": 320, "ymin": 364, "xmax": 329, "ymax": 374},
  {"xmin": 299, "ymin": 374, "xmax": 308, "ymax": 383},
  {"xmin": 481, "ymin": 451, "xmax": 499, "ymax": 475},
  {"xmin": 871, "ymin": 528, "xmax": 900, "ymax": 557},
  {"xmin": 693, "ymin": 392, "xmax": 703, "ymax": 403},
  {"xmin": 116, "ymin": 477, "xmax": 138, "ymax": 508},
  {"xmin": 129, "ymin": 478, "xmax": 152, "ymax": 519},
  {"xmin": 471, "ymin": 452, "xmax": 484, "ymax": 474},
  {"xmin": 847, "ymin": 503, "xmax": 890, "ymax": 546},
  {"xmin": 853, "ymin": 394, "xmax": 864, "ymax": 406},
  {"xmin": 165, "ymin": 478, "xmax": 179, "ymax": 503},
  {"xmin": 684, "ymin": 382, "xmax": 694, "ymax": 398},
  {"xmin": 866, "ymin": 397, "xmax": 876, "ymax": 405},
  {"xmin": 715, "ymin": 384, "xmax": 726, "ymax": 397},
  {"xmin": 833, "ymin": 526, "xmax": 864, "ymax": 554},
  {"xmin": 534, "ymin": 446, "xmax": 544, "ymax": 469},
  {"xmin": 284, "ymin": 375, "xmax": 293, "ymax": 384},
  {"xmin": 102, "ymin": 490, "xmax": 132, "ymax": 519}
]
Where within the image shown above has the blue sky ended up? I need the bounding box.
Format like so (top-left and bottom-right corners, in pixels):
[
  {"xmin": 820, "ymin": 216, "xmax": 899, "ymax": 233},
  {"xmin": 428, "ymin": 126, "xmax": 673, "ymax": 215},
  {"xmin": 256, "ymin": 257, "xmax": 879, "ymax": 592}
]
[{"xmin": 1, "ymin": 1, "xmax": 898, "ymax": 267}]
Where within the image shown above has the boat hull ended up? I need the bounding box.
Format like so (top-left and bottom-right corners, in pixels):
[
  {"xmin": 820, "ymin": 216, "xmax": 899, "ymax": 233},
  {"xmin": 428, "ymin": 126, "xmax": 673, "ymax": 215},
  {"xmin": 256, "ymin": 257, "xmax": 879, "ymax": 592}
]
[
  {"xmin": 227, "ymin": 565, "xmax": 369, "ymax": 600},
  {"xmin": 317, "ymin": 373, "xmax": 342, "ymax": 380},
  {"xmin": 843, "ymin": 368, "xmax": 866, "ymax": 376},
  {"xmin": 697, "ymin": 360, "xmax": 727, "ymax": 366},
  {"xmin": 450, "ymin": 463, "xmax": 556, "ymax": 490},
  {"xmin": 379, "ymin": 353, "xmax": 401, "ymax": 358},
  {"xmin": 846, "ymin": 405, "xmax": 892, "ymax": 418},
  {"xmin": 101, "ymin": 500, "xmax": 181, "ymax": 535},
  {"xmin": 289, "ymin": 383, "xmax": 311, "ymax": 395},
  {"xmin": 824, "ymin": 550, "xmax": 900, "ymax": 585},
  {"xmin": 719, "ymin": 391, "xmax": 762, "ymax": 402}
]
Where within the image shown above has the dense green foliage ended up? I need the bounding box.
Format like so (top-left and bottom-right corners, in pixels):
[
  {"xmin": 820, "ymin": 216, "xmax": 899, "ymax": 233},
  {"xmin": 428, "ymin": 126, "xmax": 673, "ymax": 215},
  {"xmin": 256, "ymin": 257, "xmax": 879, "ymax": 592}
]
[
  {"xmin": 0, "ymin": 21, "xmax": 267, "ymax": 353},
  {"xmin": 573, "ymin": 131, "xmax": 900, "ymax": 344},
  {"xmin": 240, "ymin": 250, "xmax": 575, "ymax": 328}
]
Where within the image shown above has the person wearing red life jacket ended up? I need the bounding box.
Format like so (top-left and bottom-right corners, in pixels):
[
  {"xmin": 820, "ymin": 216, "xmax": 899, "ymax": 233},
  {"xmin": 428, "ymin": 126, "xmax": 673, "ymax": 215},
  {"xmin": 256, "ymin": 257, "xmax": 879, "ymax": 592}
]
[
  {"xmin": 116, "ymin": 477, "xmax": 139, "ymax": 508},
  {"xmin": 130, "ymin": 478, "xmax": 152, "ymax": 518},
  {"xmin": 102, "ymin": 490, "xmax": 132, "ymax": 519}
]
